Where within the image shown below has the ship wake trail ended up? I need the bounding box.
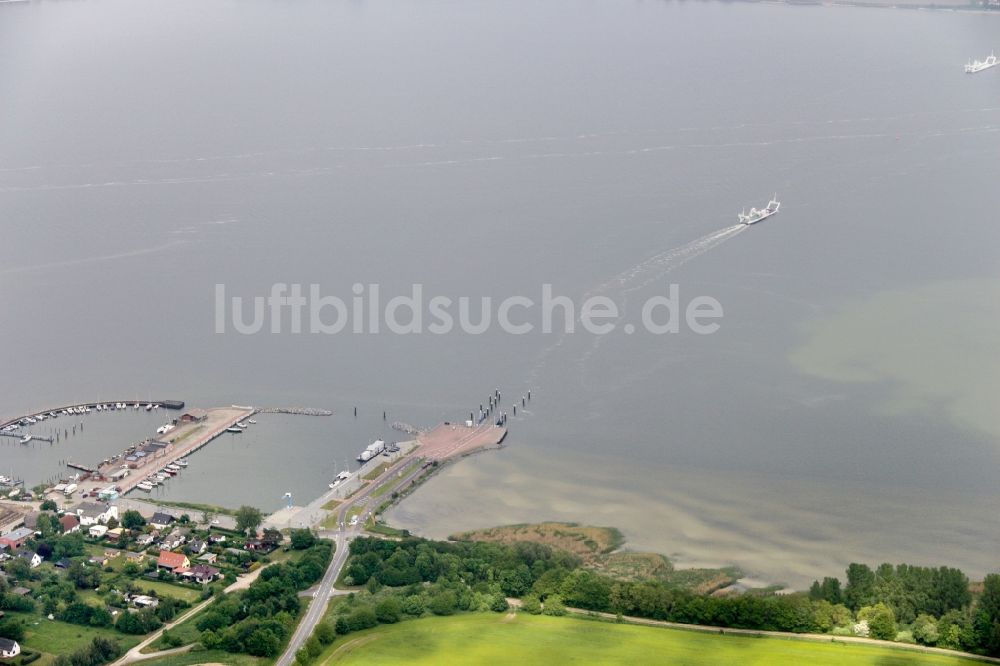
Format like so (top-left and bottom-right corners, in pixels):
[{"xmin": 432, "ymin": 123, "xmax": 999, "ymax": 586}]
[
  {"xmin": 524, "ymin": 223, "xmax": 747, "ymax": 389},
  {"xmin": 594, "ymin": 223, "xmax": 746, "ymax": 299}
]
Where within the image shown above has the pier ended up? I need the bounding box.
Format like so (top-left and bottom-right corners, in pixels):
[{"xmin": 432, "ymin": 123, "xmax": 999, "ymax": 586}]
[
  {"xmin": 0, "ymin": 432, "xmax": 54, "ymax": 443},
  {"xmin": 0, "ymin": 399, "xmax": 185, "ymax": 431},
  {"xmin": 254, "ymin": 407, "xmax": 333, "ymax": 416},
  {"xmin": 63, "ymin": 406, "xmax": 253, "ymax": 499},
  {"xmin": 417, "ymin": 422, "xmax": 507, "ymax": 461}
]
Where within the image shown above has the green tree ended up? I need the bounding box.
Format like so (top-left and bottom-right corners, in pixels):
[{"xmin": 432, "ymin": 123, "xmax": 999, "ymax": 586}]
[
  {"xmin": 0, "ymin": 617, "xmax": 25, "ymax": 641},
  {"xmin": 375, "ymin": 597, "xmax": 401, "ymax": 624},
  {"xmin": 290, "ymin": 529, "xmax": 317, "ymax": 550},
  {"xmin": 521, "ymin": 595, "xmax": 543, "ymax": 615},
  {"xmin": 335, "ymin": 616, "xmax": 350, "ymax": 635},
  {"xmin": 121, "ymin": 510, "xmax": 146, "ymax": 529},
  {"xmin": 235, "ymin": 506, "xmax": 263, "ymax": 535},
  {"xmin": 429, "ymin": 590, "xmax": 458, "ymax": 616},
  {"xmin": 314, "ymin": 622, "xmax": 336, "ymax": 645},
  {"xmin": 543, "ymin": 594, "xmax": 567, "ymax": 616},
  {"xmin": 40, "ymin": 499, "xmax": 58, "ymax": 511},
  {"xmin": 845, "ymin": 563, "xmax": 875, "ymax": 611},
  {"xmin": 912, "ymin": 613, "xmax": 940, "ymax": 645},
  {"xmin": 864, "ymin": 602, "xmax": 897, "ymax": 640}
]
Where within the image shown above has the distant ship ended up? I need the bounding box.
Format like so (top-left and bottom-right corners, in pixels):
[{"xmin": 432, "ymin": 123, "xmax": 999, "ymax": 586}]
[
  {"xmin": 965, "ymin": 52, "xmax": 998, "ymax": 74},
  {"xmin": 739, "ymin": 195, "xmax": 781, "ymax": 225}
]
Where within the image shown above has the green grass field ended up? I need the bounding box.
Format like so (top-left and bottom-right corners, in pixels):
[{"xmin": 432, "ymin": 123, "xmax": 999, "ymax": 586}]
[
  {"xmin": 11, "ymin": 612, "xmax": 142, "ymax": 660},
  {"xmin": 317, "ymin": 613, "xmax": 985, "ymax": 666},
  {"xmin": 131, "ymin": 578, "xmax": 203, "ymax": 603}
]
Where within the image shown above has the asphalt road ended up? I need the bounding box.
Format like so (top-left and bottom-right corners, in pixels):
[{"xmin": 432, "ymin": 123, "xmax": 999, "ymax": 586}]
[{"xmin": 274, "ymin": 455, "xmax": 422, "ymax": 665}]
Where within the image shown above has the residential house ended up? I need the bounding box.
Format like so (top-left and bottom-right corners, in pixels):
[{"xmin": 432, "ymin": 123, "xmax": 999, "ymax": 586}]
[
  {"xmin": 0, "ymin": 638, "xmax": 21, "ymax": 659},
  {"xmin": 245, "ymin": 538, "xmax": 265, "ymax": 551},
  {"xmin": 160, "ymin": 531, "xmax": 186, "ymax": 551},
  {"xmin": 184, "ymin": 564, "xmax": 220, "ymax": 584},
  {"xmin": 104, "ymin": 549, "xmax": 121, "ymax": 560},
  {"xmin": 74, "ymin": 502, "xmax": 118, "ymax": 527},
  {"xmin": 55, "ymin": 558, "xmax": 72, "ymax": 569},
  {"xmin": 88, "ymin": 555, "xmax": 109, "ymax": 567},
  {"xmin": 89, "ymin": 524, "xmax": 109, "ymax": 538},
  {"xmin": 125, "ymin": 551, "xmax": 145, "ymax": 564},
  {"xmin": 135, "ymin": 533, "xmax": 155, "ymax": 547},
  {"xmin": 129, "ymin": 595, "xmax": 159, "ymax": 609},
  {"xmin": 16, "ymin": 551, "xmax": 41, "ymax": 568},
  {"xmin": 0, "ymin": 527, "xmax": 34, "ymax": 550},
  {"xmin": 198, "ymin": 552, "xmax": 218, "ymax": 564},
  {"xmin": 59, "ymin": 514, "xmax": 80, "ymax": 533},
  {"xmin": 149, "ymin": 512, "xmax": 175, "ymax": 530},
  {"xmin": 156, "ymin": 551, "xmax": 190, "ymax": 572},
  {"xmin": 187, "ymin": 539, "xmax": 207, "ymax": 555},
  {"xmin": 106, "ymin": 528, "xmax": 124, "ymax": 542},
  {"xmin": 208, "ymin": 534, "xmax": 226, "ymax": 544}
]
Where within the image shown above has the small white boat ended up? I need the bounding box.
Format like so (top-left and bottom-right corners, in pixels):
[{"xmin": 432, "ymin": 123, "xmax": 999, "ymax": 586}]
[
  {"xmin": 236, "ymin": 421, "xmax": 248, "ymax": 429},
  {"xmin": 965, "ymin": 52, "xmax": 998, "ymax": 74},
  {"xmin": 156, "ymin": 474, "xmax": 169, "ymax": 482},
  {"xmin": 226, "ymin": 426, "xmax": 243, "ymax": 433},
  {"xmin": 136, "ymin": 482, "xmax": 153, "ymax": 492},
  {"xmin": 175, "ymin": 459, "xmax": 189, "ymax": 467},
  {"xmin": 145, "ymin": 404, "xmax": 153, "ymax": 411},
  {"xmin": 247, "ymin": 419, "xmax": 257, "ymax": 425},
  {"xmin": 20, "ymin": 435, "xmax": 32, "ymax": 444},
  {"xmin": 166, "ymin": 464, "xmax": 181, "ymax": 472}
]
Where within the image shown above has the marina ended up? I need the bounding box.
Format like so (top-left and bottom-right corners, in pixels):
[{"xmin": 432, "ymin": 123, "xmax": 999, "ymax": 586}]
[{"xmin": 42, "ymin": 405, "xmax": 255, "ymax": 499}]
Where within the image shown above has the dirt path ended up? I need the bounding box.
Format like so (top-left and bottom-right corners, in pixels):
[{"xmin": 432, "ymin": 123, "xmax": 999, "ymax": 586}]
[{"xmin": 567, "ymin": 607, "xmax": 1000, "ymax": 664}]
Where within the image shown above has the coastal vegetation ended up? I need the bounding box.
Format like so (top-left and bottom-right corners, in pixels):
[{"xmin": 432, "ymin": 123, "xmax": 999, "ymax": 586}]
[
  {"xmin": 289, "ymin": 527, "xmax": 1000, "ymax": 662},
  {"xmin": 193, "ymin": 538, "xmax": 332, "ymax": 657}
]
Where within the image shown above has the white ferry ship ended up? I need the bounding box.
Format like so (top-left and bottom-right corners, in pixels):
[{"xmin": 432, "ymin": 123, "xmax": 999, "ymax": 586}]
[{"xmin": 739, "ymin": 196, "xmax": 781, "ymax": 225}]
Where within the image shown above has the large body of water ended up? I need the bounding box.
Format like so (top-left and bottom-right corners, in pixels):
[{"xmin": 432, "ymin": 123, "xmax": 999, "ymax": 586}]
[{"xmin": 1, "ymin": 0, "xmax": 997, "ymax": 586}]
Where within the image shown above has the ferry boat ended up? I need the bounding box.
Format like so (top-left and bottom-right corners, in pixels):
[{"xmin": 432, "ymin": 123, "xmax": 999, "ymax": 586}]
[
  {"xmin": 965, "ymin": 52, "xmax": 998, "ymax": 74},
  {"xmin": 739, "ymin": 195, "xmax": 781, "ymax": 225},
  {"xmin": 136, "ymin": 482, "xmax": 153, "ymax": 492}
]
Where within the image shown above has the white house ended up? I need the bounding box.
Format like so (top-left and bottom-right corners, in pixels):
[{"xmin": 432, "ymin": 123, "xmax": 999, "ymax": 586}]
[
  {"xmin": 89, "ymin": 524, "xmax": 109, "ymax": 538},
  {"xmin": 17, "ymin": 551, "xmax": 42, "ymax": 568},
  {"xmin": 0, "ymin": 638, "xmax": 21, "ymax": 658},
  {"xmin": 74, "ymin": 502, "xmax": 118, "ymax": 527}
]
